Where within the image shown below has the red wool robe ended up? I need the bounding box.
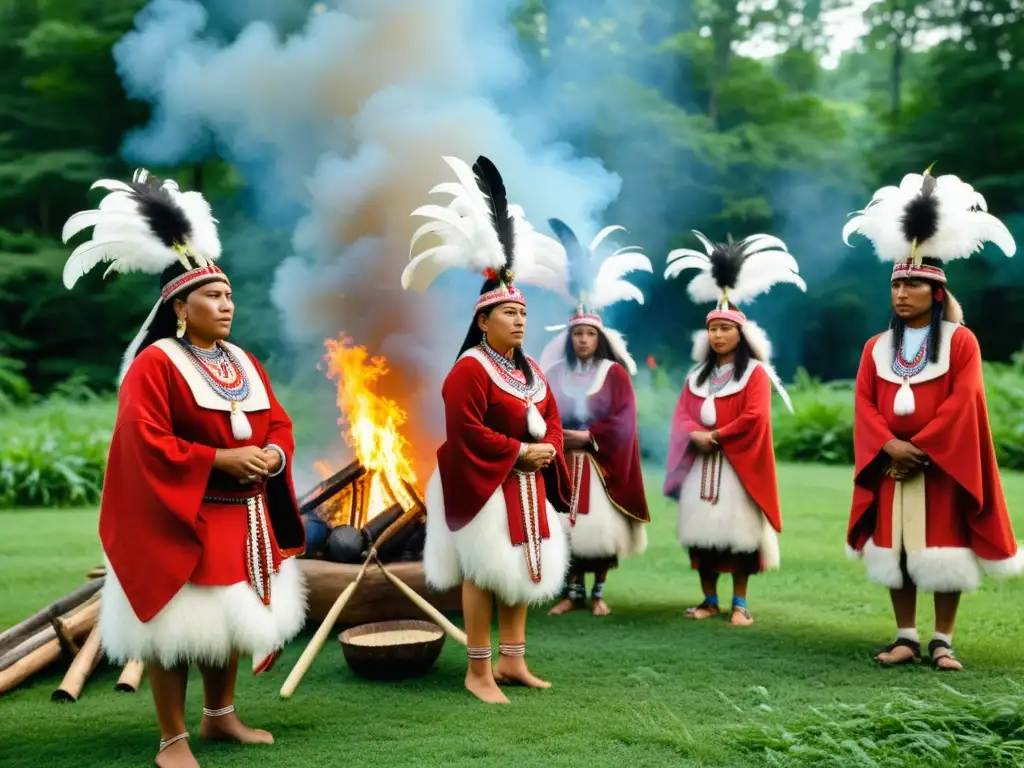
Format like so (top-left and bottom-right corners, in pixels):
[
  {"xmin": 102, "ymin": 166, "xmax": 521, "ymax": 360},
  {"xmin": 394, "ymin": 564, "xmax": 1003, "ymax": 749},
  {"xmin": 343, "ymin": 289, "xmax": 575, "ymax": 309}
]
[
  {"xmin": 847, "ymin": 322, "xmax": 1021, "ymax": 590},
  {"xmin": 436, "ymin": 350, "xmax": 572, "ymax": 543},
  {"xmin": 99, "ymin": 342, "xmax": 306, "ymax": 624},
  {"xmin": 546, "ymin": 359, "xmax": 649, "ymax": 524},
  {"xmin": 663, "ymin": 362, "xmax": 783, "ymax": 535}
]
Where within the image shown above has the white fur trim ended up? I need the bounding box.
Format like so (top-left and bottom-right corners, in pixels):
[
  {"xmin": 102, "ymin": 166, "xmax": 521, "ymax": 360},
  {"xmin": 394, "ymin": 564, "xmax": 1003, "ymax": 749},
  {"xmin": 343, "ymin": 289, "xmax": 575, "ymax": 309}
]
[
  {"xmin": 854, "ymin": 537, "xmax": 997, "ymax": 592},
  {"xmin": 978, "ymin": 546, "xmax": 1024, "ymax": 579},
  {"xmin": 759, "ymin": 519, "xmax": 780, "ymax": 571},
  {"xmin": 872, "ymin": 321, "xmax": 959, "ymax": 385},
  {"xmin": 539, "ymin": 330, "xmax": 567, "ymax": 374},
  {"xmin": 99, "ymin": 555, "xmax": 307, "ymax": 668},
  {"xmin": 599, "ymin": 327, "xmax": 637, "ymax": 376},
  {"xmin": 677, "ymin": 453, "xmax": 769, "ymax": 554},
  {"xmin": 846, "ymin": 543, "xmax": 863, "ymax": 561},
  {"xmin": 741, "ymin": 320, "xmax": 772, "ymax": 364},
  {"xmin": 422, "ymin": 469, "xmax": 569, "ymax": 606},
  {"xmin": 944, "ymin": 290, "xmax": 964, "ymax": 325},
  {"xmin": 560, "ymin": 453, "xmax": 647, "ymax": 560},
  {"xmin": 860, "ymin": 537, "xmax": 904, "ymax": 588}
]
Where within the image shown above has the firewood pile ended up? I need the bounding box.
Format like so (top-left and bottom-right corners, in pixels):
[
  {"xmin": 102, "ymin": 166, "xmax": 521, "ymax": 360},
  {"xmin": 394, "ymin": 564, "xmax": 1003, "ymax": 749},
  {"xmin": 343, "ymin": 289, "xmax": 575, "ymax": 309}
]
[
  {"xmin": 0, "ymin": 570, "xmax": 143, "ymax": 700},
  {"xmin": 299, "ymin": 460, "xmax": 427, "ymax": 564}
]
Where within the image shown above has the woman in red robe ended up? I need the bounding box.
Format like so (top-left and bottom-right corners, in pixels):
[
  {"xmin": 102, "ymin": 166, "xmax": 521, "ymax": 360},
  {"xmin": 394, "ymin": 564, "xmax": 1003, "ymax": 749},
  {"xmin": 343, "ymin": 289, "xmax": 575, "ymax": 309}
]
[
  {"xmin": 61, "ymin": 170, "xmax": 306, "ymax": 767},
  {"xmin": 663, "ymin": 230, "xmax": 806, "ymax": 626},
  {"xmin": 843, "ymin": 168, "xmax": 1022, "ymax": 670},
  {"xmin": 538, "ymin": 218, "xmax": 651, "ymax": 616},
  {"xmin": 402, "ymin": 155, "xmax": 572, "ymax": 704}
]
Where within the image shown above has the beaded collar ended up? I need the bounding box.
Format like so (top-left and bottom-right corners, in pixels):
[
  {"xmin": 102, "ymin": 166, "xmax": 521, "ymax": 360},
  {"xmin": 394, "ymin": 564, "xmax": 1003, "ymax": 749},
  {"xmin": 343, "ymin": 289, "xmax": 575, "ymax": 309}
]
[
  {"xmin": 892, "ymin": 327, "xmax": 931, "ymax": 379},
  {"xmin": 478, "ymin": 338, "xmax": 544, "ymax": 400},
  {"xmin": 178, "ymin": 338, "xmax": 250, "ymax": 403},
  {"xmin": 709, "ymin": 363, "xmax": 735, "ymax": 395}
]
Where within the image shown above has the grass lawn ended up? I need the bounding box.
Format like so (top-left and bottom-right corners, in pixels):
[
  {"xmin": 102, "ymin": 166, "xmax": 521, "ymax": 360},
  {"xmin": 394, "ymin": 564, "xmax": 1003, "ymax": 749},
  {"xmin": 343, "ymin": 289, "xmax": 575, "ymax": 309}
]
[{"xmin": 1, "ymin": 462, "xmax": 1023, "ymax": 767}]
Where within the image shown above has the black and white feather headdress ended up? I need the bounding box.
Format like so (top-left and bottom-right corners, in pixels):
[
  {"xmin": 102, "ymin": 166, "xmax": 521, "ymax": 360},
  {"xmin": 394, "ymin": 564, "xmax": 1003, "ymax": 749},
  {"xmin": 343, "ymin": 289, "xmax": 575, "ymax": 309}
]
[
  {"xmin": 401, "ymin": 155, "xmax": 569, "ymax": 313},
  {"xmin": 538, "ymin": 219, "xmax": 652, "ymax": 375},
  {"xmin": 61, "ymin": 168, "xmax": 224, "ymax": 383}
]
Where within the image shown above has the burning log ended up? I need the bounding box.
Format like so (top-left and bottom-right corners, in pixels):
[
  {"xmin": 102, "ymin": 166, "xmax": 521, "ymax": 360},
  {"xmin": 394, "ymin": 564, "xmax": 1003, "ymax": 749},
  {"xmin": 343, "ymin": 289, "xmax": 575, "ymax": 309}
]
[
  {"xmin": 51, "ymin": 624, "xmax": 103, "ymax": 702},
  {"xmin": 298, "ymin": 460, "xmax": 366, "ymax": 513},
  {"xmin": 114, "ymin": 660, "xmax": 145, "ymax": 693},
  {"xmin": 0, "ymin": 578, "xmax": 103, "ymax": 656},
  {"xmin": 0, "ymin": 599, "xmax": 100, "ymax": 696}
]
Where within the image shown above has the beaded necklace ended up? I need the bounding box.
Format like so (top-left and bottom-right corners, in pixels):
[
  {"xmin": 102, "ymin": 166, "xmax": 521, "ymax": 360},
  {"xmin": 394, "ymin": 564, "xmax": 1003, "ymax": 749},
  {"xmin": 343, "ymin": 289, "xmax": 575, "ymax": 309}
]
[
  {"xmin": 892, "ymin": 327, "xmax": 930, "ymax": 379},
  {"xmin": 178, "ymin": 338, "xmax": 250, "ymax": 403},
  {"xmin": 709, "ymin": 363, "xmax": 735, "ymax": 395},
  {"xmin": 479, "ymin": 337, "xmax": 543, "ymax": 400}
]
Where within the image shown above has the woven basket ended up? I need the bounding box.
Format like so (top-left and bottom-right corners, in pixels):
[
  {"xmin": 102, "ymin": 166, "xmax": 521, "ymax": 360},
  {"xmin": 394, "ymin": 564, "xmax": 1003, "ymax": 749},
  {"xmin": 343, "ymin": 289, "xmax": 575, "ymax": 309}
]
[{"xmin": 338, "ymin": 619, "xmax": 445, "ymax": 681}]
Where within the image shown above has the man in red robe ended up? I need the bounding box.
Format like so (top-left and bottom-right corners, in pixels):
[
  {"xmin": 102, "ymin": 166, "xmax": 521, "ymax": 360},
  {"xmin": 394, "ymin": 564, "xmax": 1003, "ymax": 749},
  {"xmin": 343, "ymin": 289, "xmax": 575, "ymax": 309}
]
[{"xmin": 844, "ymin": 168, "xmax": 1022, "ymax": 669}]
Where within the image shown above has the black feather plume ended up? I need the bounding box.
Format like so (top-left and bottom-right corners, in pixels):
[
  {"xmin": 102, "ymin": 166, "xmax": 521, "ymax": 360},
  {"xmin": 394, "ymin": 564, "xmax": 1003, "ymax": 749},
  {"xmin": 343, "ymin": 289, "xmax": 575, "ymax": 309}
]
[
  {"xmin": 900, "ymin": 179, "xmax": 939, "ymax": 245},
  {"xmin": 472, "ymin": 155, "xmax": 515, "ymax": 283},
  {"xmin": 708, "ymin": 235, "xmax": 746, "ymax": 293},
  {"xmin": 549, "ymin": 218, "xmax": 590, "ymax": 298},
  {"xmin": 125, "ymin": 171, "xmax": 193, "ymax": 250}
]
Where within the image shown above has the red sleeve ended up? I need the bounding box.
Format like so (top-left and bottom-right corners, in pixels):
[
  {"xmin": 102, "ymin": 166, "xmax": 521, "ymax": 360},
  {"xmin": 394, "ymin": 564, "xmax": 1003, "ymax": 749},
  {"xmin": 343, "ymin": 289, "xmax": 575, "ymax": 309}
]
[
  {"xmin": 589, "ymin": 364, "xmax": 650, "ymax": 522},
  {"xmin": 540, "ymin": 380, "xmax": 572, "ymax": 512},
  {"xmin": 438, "ymin": 359, "xmax": 523, "ymax": 530},
  {"xmin": 715, "ymin": 366, "xmax": 782, "ymax": 532},
  {"xmin": 98, "ymin": 349, "xmax": 217, "ymax": 622},
  {"xmin": 853, "ymin": 335, "xmax": 896, "ymax": 486},
  {"xmin": 663, "ymin": 380, "xmax": 700, "ymax": 499}
]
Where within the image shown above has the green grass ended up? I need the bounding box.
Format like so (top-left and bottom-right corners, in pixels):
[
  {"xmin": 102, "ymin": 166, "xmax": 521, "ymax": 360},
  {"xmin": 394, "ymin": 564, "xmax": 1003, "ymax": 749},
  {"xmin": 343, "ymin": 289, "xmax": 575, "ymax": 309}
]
[{"xmin": 1, "ymin": 463, "xmax": 1023, "ymax": 767}]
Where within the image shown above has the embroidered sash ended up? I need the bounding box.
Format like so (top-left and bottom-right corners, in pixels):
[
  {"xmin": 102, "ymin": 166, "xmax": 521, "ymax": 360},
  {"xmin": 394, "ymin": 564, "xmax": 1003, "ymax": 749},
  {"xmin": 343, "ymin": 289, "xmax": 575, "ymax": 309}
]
[
  {"xmin": 567, "ymin": 450, "xmax": 592, "ymax": 525},
  {"xmin": 202, "ymin": 489, "xmax": 276, "ymax": 605},
  {"xmin": 501, "ymin": 470, "xmax": 550, "ymax": 584}
]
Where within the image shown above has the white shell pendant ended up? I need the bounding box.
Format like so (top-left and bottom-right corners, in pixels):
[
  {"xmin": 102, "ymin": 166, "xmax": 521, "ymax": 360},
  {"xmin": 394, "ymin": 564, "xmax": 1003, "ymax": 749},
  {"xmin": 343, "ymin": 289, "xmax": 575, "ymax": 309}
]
[
  {"xmin": 526, "ymin": 398, "xmax": 547, "ymax": 440},
  {"xmin": 230, "ymin": 400, "xmax": 253, "ymax": 440},
  {"xmin": 700, "ymin": 395, "xmax": 717, "ymax": 427},
  {"xmin": 893, "ymin": 378, "xmax": 916, "ymax": 416}
]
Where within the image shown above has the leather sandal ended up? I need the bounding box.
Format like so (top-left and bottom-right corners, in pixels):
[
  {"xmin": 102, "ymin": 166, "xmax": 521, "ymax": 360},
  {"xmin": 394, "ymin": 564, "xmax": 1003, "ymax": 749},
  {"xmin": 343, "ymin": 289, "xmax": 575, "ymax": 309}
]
[
  {"xmin": 928, "ymin": 638, "xmax": 963, "ymax": 671},
  {"xmin": 874, "ymin": 636, "xmax": 921, "ymax": 665}
]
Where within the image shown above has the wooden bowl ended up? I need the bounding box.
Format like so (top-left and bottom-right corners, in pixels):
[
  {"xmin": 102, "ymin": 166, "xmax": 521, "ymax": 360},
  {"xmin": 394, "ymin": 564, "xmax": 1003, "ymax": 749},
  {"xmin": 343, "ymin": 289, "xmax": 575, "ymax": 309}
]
[{"xmin": 338, "ymin": 619, "xmax": 446, "ymax": 681}]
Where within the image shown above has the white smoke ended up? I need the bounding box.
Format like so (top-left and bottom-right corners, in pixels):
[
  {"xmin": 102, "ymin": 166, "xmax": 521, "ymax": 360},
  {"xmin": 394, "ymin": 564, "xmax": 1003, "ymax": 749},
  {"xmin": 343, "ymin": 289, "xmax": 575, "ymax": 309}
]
[{"xmin": 112, "ymin": 0, "xmax": 622, "ymax": 480}]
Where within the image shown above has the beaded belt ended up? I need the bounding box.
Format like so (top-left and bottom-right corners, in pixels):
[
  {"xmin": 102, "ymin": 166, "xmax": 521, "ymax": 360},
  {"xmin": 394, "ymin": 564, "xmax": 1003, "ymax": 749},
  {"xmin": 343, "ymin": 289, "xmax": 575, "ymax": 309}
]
[{"xmin": 203, "ymin": 490, "xmax": 274, "ymax": 606}]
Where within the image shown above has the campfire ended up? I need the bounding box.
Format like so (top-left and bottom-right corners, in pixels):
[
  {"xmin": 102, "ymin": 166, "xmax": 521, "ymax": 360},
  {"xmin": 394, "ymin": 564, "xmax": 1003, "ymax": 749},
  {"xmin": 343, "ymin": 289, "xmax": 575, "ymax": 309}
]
[{"xmin": 299, "ymin": 336, "xmax": 427, "ymax": 565}]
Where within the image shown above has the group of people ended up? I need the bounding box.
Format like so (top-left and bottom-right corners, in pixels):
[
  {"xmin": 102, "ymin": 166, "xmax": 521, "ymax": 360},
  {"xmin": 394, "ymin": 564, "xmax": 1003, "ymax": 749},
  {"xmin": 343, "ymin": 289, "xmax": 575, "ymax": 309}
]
[{"xmin": 55, "ymin": 158, "xmax": 1022, "ymax": 765}]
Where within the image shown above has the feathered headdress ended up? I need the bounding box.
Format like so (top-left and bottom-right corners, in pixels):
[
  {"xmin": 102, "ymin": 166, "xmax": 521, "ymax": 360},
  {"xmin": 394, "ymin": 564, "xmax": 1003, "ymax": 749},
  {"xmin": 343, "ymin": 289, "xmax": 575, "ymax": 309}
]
[
  {"xmin": 539, "ymin": 219, "xmax": 652, "ymax": 375},
  {"xmin": 61, "ymin": 168, "xmax": 224, "ymax": 383},
  {"xmin": 842, "ymin": 166, "xmax": 1015, "ymax": 323},
  {"xmin": 664, "ymin": 230, "xmax": 807, "ymax": 414},
  {"xmin": 401, "ymin": 155, "xmax": 568, "ymax": 313}
]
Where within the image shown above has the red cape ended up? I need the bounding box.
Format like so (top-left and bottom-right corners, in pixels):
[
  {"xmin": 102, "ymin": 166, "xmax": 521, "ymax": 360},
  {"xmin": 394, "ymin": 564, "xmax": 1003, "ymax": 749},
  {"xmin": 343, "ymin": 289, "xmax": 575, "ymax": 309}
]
[
  {"xmin": 547, "ymin": 360, "xmax": 649, "ymax": 523},
  {"xmin": 99, "ymin": 343, "xmax": 305, "ymax": 622},
  {"xmin": 664, "ymin": 362, "xmax": 782, "ymax": 533},
  {"xmin": 848, "ymin": 326, "xmax": 1018, "ymax": 561},
  {"xmin": 437, "ymin": 354, "xmax": 571, "ymax": 533}
]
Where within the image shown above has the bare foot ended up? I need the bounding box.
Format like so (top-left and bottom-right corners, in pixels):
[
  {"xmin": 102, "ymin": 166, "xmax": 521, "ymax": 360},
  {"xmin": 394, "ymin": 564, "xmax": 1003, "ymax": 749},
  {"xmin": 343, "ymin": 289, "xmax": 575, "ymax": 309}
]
[
  {"xmin": 199, "ymin": 711, "xmax": 274, "ymax": 745},
  {"xmin": 729, "ymin": 607, "xmax": 754, "ymax": 627},
  {"xmin": 493, "ymin": 658, "xmax": 552, "ymax": 689},
  {"xmin": 154, "ymin": 738, "xmax": 199, "ymax": 768},
  {"xmin": 547, "ymin": 598, "xmax": 579, "ymax": 616},
  {"xmin": 684, "ymin": 601, "xmax": 720, "ymax": 620},
  {"xmin": 465, "ymin": 669, "xmax": 510, "ymax": 704},
  {"xmin": 592, "ymin": 599, "xmax": 611, "ymax": 616}
]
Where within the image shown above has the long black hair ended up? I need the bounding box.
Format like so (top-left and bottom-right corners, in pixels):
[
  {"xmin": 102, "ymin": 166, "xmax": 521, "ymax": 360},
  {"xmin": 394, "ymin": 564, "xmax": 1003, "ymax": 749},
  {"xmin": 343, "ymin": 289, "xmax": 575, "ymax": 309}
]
[
  {"xmin": 695, "ymin": 303, "xmax": 751, "ymax": 386},
  {"xmin": 456, "ymin": 279, "xmax": 535, "ymax": 386},
  {"xmin": 562, "ymin": 324, "xmax": 628, "ymax": 370},
  {"xmin": 888, "ymin": 257, "xmax": 945, "ymax": 364}
]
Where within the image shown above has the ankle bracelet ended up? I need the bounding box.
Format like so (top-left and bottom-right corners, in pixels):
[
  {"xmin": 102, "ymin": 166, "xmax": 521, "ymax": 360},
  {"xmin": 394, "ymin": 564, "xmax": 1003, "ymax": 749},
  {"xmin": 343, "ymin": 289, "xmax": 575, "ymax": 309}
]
[
  {"xmin": 591, "ymin": 581, "xmax": 605, "ymax": 601},
  {"xmin": 498, "ymin": 643, "xmax": 525, "ymax": 657},
  {"xmin": 159, "ymin": 731, "xmax": 189, "ymax": 751},
  {"xmin": 203, "ymin": 704, "xmax": 235, "ymax": 717},
  {"xmin": 467, "ymin": 645, "xmax": 492, "ymax": 660}
]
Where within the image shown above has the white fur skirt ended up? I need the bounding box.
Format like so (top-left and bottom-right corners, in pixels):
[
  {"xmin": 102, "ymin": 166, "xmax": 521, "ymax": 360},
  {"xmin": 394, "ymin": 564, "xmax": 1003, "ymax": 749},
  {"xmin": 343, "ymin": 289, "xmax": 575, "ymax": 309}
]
[
  {"xmin": 99, "ymin": 555, "xmax": 308, "ymax": 669},
  {"xmin": 423, "ymin": 469, "xmax": 570, "ymax": 606},
  {"xmin": 561, "ymin": 452, "xmax": 647, "ymax": 560},
  {"xmin": 677, "ymin": 452, "xmax": 780, "ymax": 570}
]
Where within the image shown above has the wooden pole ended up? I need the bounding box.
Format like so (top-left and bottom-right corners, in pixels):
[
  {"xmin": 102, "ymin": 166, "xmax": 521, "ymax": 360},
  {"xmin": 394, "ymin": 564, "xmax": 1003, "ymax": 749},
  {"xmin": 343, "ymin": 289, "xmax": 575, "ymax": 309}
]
[
  {"xmin": 51, "ymin": 625, "xmax": 103, "ymax": 702},
  {"xmin": 0, "ymin": 600, "xmax": 100, "ymax": 696},
  {"xmin": 374, "ymin": 559, "xmax": 467, "ymax": 646},
  {"xmin": 0, "ymin": 579, "xmax": 103, "ymax": 655},
  {"xmin": 114, "ymin": 660, "xmax": 145, "ymax": 693},
  {"xmin": 0, "ymin": 597, "xmax": 100, "ymax": 671}
]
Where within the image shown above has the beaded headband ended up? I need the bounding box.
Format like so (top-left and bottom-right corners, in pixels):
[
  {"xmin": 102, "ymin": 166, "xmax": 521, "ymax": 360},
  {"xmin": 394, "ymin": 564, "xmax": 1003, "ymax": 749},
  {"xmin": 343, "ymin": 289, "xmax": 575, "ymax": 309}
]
[
  {"xmin": 569, "ymin": 310, "xmax": 602, "ymax": 328},
  {"xmin": 160, "ymin": 265, "xmax": 230, "ymax": 301},
  {"xmin": 706, "ymin": 307, "xmax": 746, "ymax": 326},
  {"xmin": 891, "ymin": 261, "xmax": 947, "ymax": 284},
  {"xmin": 474, "ymin": 280, "xmax": 525, "ymax": 313}
]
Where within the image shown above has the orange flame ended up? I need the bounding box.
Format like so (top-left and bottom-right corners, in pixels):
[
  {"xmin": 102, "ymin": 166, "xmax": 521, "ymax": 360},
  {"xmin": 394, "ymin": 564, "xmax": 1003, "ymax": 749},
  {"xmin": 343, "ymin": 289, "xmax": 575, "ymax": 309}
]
[{"xmin": 322, "ymin": 335, "xmax": 419, "ymax": 523}]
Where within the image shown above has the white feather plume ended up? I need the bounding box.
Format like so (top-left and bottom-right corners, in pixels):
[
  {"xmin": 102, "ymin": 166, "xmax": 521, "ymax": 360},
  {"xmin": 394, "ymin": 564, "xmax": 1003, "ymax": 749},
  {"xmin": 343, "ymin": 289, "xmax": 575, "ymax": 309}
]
[
  {"xmin": 402, "ymin": 156, "xmax": 569, "ymax": 295},
  {"xmin": 665, "ymin": 230, "xmax": 807, "ymax": 306},
  {"xmin": 61, "ymin": 173, "xmax": 221, "ymax": 291},
  {"xmin": 843, "ymin": 171, "xmax": 1016, "ymax": 263}
]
